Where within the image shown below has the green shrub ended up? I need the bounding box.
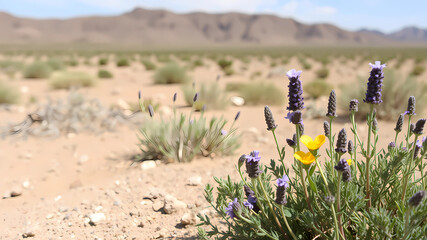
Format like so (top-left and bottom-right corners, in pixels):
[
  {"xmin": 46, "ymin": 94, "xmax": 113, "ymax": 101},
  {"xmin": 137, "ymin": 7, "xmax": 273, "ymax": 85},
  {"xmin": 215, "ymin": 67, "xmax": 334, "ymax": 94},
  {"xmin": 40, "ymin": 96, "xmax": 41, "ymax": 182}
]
[
  {"xmin": 224, "ymin": 66, "xmax": 234, "ymax": 76},
  {"xmin": 227, "ymin": 82, "xmax": 284, "ymax": 105},
  {"xmin": 192, "ymin": 59, "xmax": 204, "ymax": 68},
  {"xmin": 340, "ymin": 70, "xmax": 427, "ymax": 120},
  {"xmin": 0, "ymin": 60, "xmax": 24, "ymax": 78},
  {"xmin": 0, "ymin": 80, "xmax": 20, "ymax": 104},
  {"xmin": 49, "ymin": 71, "xmax": 97, "ymax": 89},
  {"xmin": 315, "ymin": 67, "xmax": 329, "ymax": 79},
  {"xmin": 153, "ymin": 63, "xmax": 189, "ymax": 84},
  {"xmin": 45, "ymin": 58, "xmax": 65, "ymax": 71},
  {"xmin": 66, "ymin": 59, "xmax": 78, "ymax": 67},
  {"xmin": 156, "ymin": 54, "xmax": 172, "ymax": 63},
  {"xmin": 138, "ymin": 110, "xmax": 240, "ymax": 163},
  {"xmin": 141, "ymin": 60, "xmax": 156, "ymax": 70},
  {"xmin": 116, "ymin": 58, "xmax": 130, "ymax": 67},
  {"xmin": 182, "ymin": 82, "xmax": 229, "ymax": 110},
  {"xmin": 218, "ymin": 59, "xmax": 233, "ymax": 70},
  {"xmin": 99, "ymin": 58, "xmax": 108, "ymax": 66},
  {"xmin": 23, "ymin": 62, "xmax": 52, "ymax": 79},
  {"xmin": 98, "ymin": 69, "xmax": 113, "ymax": 79},
  {"xmin": 304, "ymin": 80, "xmax": 333, "ymax": 99},
  {"xmin": 411, "ymin": 65, "xmax": 425, "ymax": 76}
]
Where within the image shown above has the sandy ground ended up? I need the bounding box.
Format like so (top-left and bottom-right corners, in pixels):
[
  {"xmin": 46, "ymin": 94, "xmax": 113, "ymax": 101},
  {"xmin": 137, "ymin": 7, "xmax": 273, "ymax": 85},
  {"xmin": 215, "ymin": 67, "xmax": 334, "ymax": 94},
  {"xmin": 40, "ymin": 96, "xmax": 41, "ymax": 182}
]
[{"xmin": 0, "ymin": 55, "xmax": 426, "ymax": 239}]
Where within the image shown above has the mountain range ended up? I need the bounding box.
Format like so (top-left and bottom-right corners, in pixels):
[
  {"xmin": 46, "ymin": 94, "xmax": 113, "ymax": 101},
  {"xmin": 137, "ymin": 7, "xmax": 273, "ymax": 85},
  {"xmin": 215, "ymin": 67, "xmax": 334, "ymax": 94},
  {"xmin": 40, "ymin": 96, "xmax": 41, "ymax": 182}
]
[{"xmin": 0, "ymin": 7, "xmax": 426, "ymax": 47}]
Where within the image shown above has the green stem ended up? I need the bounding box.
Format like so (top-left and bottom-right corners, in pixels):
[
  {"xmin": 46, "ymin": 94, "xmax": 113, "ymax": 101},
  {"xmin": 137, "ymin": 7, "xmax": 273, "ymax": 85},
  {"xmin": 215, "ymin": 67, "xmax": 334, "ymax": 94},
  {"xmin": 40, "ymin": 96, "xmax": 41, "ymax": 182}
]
[
  {"xmin": 350, "ymin": 113, "xmax": 358, "ymax": 171},
  {"xmin": 365, "ymin": 104, "xmax": 374, "ymax": 208},
  {"xmin": 279, "ymin": 205, "xmax": 298, "ymax": 240},
  {"xmin": 401, "ymin": 135, "xmax": 419, "ymax": 201},
  {"xmin": 238, "ymin": 215, "xmax": 278, "ymax": 240},
  {"xmin": 250, "ymin": 178, "xmax": 274, "ymax": 225},
  {"xmin": 329, "ymin": 118, "xmax": 334, "ymax": 158},
  {"xmin": 296, "ymin": 125, "xmax": 314, "ymax": 213},
  {"xmin": 272, "ymin": 129, "xmax": 284, "ymax": 165},
  {"xmin": 336, "ymin": 174, "xmax": 345, "ymax": 239},
  {"xmin": 257, "ymin": 177, "xmax": 287, "ymax": 238},
  {"xmin": 406, "ymin": 115, "xmax": 412, "ymax": 149}
]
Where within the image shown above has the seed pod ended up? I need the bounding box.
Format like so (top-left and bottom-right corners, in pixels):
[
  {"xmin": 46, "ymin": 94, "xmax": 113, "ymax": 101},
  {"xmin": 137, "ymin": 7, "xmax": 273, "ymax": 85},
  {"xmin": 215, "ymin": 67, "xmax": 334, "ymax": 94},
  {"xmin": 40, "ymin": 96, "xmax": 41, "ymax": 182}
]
[
  {"xmin": 326, "ymin": 90, "xmax": 337, "ymax": 118},
  {"xmin": 394, "ymin": 114, "xmax": 404, "ymax": 133},
  {"xmin": 349, "ymin": 99, "xmax": 359, "ymax": 112},
  {"xmin": 406, "ymin": 96, "xmax": 416, "ymax": 116},
  {"xmin": 323, "ymin": 121, "xmax": 330, "ymax": 136},
  {"xmin": 264, "ymin": 106, "xmax": 278, "ymax": 131},
  {"xmin": 335, "ymin": 128, "xmax": 347, "ymax": 154},
  {"xmin": 409, "ymin": 190, "xmax": 426, "ymax": 207},
  {"xmin": 413, "ymin": 118, "xmax": 426, "ymax": 135}
]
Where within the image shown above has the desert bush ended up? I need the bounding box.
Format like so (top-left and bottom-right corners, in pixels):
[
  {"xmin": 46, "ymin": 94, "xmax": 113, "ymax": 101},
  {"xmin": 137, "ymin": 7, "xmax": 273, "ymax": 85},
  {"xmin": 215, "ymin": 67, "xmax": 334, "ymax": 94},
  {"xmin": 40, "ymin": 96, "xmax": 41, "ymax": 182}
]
[
  {"xmin": 116, "ymin": 58, "xmax": 130, "ymax": 67},
  {"xmin": 138, "ymin": 100, "xmax": 240, "ymax": 162},
  {"xmin": 153, "ymin": 63, "xmax": 189, "ymax": 84},
  {"xmin": 45, "ymin": 58, "xmax": 65, "ymax": 71},
  {"xmin": 156, "ymin": 54, "xmax": 172, "ymax": 63},
  {"xmin": 98, "ymin": 69, "xmax": 113, "ymax": 79},
  {"xmin": 98, "ymin": 58, "xmax": 108, "ymax": 66},
  {"xmin": 199, "ymin": 63, "xmax": 427, "ymax": 240},
  {"xmin": 192, "ymin": 59, "xmax": 204, "ymax": 68},
  {"xmin": 49, "ymin": 71, "xmax": 97, "ymax": 89},
  {"xmin": 23, "ymin": 62, "xmax": 52, "ymax": 79},
  {"xmin": 315, "ymin": 67, "xmax": 329, "ymax": 79},
  {"xmin": 182, "ymin": 81, "xmax": 229, "ymax": 110},
  {"xmin": 141, "ymin": 60, "xmax": 156, "ymax": 70},
  {"xmin": 66, "ymin": 59, "xmax": 78, "ymax": 67},
  {"xmin": 0, "ymin": 60, "xmax": 24, "ymax": 78},
  {"xmin": 304, "ymin": 80, "xmax": 333, "ymax": 99},
  {"xmin": 227, "ymin": 82, "xmax": 284, "ymax": 106},
  {"xmin": 0, "ymin": 80, "xmax": 20, "ymax": 104},
  {"xmin": 218, "ymin": 59, "xmax": 233, "ymax": 70},
  {"xmin": 340, "ymin": 70, "xmax": 427, "ymax": 120},
  {"xmin": 411, "ymin": 65, "xmax": 425, "ymax": 76}
]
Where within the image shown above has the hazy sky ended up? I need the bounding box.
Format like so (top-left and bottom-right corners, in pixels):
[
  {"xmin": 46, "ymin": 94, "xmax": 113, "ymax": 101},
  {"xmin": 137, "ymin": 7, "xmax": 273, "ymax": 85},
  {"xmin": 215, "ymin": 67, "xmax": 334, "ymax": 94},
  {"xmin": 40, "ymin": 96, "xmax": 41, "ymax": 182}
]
[{"xmin": 1, "ymin": 0, "xmax": 425, "ymax": 33}]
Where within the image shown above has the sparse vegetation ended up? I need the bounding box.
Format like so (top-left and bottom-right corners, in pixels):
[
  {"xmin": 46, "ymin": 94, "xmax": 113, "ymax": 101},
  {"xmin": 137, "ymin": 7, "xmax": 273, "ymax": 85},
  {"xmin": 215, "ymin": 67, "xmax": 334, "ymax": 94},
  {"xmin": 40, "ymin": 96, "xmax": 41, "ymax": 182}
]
[
  {"xmin": 0, "ymin": 80, "xmax": 20, "ymax": 104},
  {"xmin": 315, "ymin": 67, "xmax": 329, "ymax": 79},
  {"xmin": 226, "ymin": 82, "xmax": 284, "ymax": 105},
  {"xmin": 304, "ymin": 80, "xmax": 333, "ymax": 99},
  {"xmin": 411, "ymin": 65, "xmax": 425, "ymax": 76},
  {"xmin": 98, "ymin": 58, "xmax": 108, "ymax": 66},
  {"xmin": 98, "ymin": 69, "xmax": 113, "ymax": 79},
  {"xmin": 49, "ymin": 71, "xmax": 97, "ymax": 89},
  {"xmin": 45, "ymin": 58, "xmax": 65, "ymax": 71},
  {"xmin": 116, "ymin": 58, "xmax": 130, "ymax": 67},
  {"xmin": 153, "ymin": 63, "xmax": 189, "ymax": 84},
  {"xmin": 182, "ymin": 81, "xmax": 229, "ymax": 110},
  {"xmin": 141, "ymin": 60, "xmax": 156, "ymax": 70},
  {"xmin": 23, "ymin": 62, "xmax": 52, "ymax": 79}
]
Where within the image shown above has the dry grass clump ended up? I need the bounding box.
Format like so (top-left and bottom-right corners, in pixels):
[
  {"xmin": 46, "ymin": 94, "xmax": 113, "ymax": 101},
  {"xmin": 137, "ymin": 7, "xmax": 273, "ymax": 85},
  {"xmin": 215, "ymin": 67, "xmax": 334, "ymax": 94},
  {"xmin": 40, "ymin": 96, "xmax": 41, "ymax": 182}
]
[
  {"xmin": 98, "ymin": 58, "xmax": 108, "ymax": 66},
  {"xmin": 0, "ymin": 80, "xmax": 20, "ymax": 104},
  {"xmin": 153, "ymin": 63, "xmax": 189, "ymax": 84},
  {"xmin": 141, "ymin": 60, "xmax": 156, "ymax": 70},
  {"xmin": 23, "ymin": 62, "xmax": 52, "ymax": 79},
  {"xmin": 304, "ymin": 80, "xmax": 333, "ymax": 99},
  {"xmin": 411, "ymin": 65, "xmax": 425, "ymax": 76},
  {"xmin": 98, "ymin": 69, "xmax": 113, "ymax": 79},
  {"xmin": 49, "ymin": 71, "xmax": 97, "ymax": 89},
  {"xmin": 339, "ymin": 70, "xmax": 427, "ymax": 120},
  {"xmin": 315, "ymin": 67, "xmax": 329, "ymax": 79},
  {"xmin": 116, "ymin": 58, "xmax": 130, "ymax": 67},
  {"xmin": 226, "ymin": 82, "xmax": 284, "ymax": 105},
  {"xmin": 182, "ymin": 81, "xmax": 229, "ymax": 110}
]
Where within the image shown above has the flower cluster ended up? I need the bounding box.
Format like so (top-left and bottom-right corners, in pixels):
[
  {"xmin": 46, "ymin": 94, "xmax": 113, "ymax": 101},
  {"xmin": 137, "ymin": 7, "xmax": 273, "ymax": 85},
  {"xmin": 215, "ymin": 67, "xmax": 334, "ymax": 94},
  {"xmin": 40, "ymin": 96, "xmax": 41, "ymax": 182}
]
[
  {"xmin": 244, "ymin": 150, "xmax": 262, "ymax": 178},
  {"xmin": 364, "ymin": 61, "xmax": 386, "ymax": 104},
  {"xmin": 334, "ymin": 159, "xmax": 352, "ymax": 182}
]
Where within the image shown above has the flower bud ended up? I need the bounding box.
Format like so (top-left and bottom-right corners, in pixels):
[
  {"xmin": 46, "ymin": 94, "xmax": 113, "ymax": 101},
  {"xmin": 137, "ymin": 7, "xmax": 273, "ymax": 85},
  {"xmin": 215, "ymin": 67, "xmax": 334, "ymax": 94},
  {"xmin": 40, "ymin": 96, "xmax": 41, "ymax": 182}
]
[
  {"xmin": 348, "ymin": 140, "xmax": 354, "ymax": 154},
  {"xmin": 335, "ymin": 128, "xmax": 347, "ymax": 154},
  {"xmin": 409, "ymin": 190, "xmax": 426, "ymax": 207},
  {"xmin": 335, "ymin": 159, "xmax": 351, "ymax": 182},
  {"xmin": 264, "ymin": 106, "xmax": 278, "ymax": 131},
  {"xmin": 406, "ymin": 96, "xmax": 416, "ymax": 116},
  {"xmin": 234, "ymin": 111, "xmax": 241, "ymax": 121},
  {"xmin": 410, "ymin": 123, "xmax": 415, "ymax": 134},
  {"xmin": 323, "ymin": 121, "xmax": 330, "ymax": 136},
  {"xmin": 286, "ymin": 134, "xmax": 296, "ymax": 148},
  {"xmin": 326, "ymin": 90, "xmax": 337, "ymax": 118},
  {"xmin": 173, "ymin": 92, "xmax": 177, "ymax": 102},
  {"xmin": 394, "ymin": 114, "xmax": 404, "ymax": 133},
  {"xmin": 388, "ymin": 142, "xmax": 396, "ymax": 151},
  {"xmin": 349, "ymin": 99, "xmax": 359, "ymax": 112},
  {"xmin": 412, "ymin": 118, "xmax": 426, "ymax": 135},
  {"xmin": 193, "ymin": 92, "xmax": 199, "ymax": 102},
  {"xmin": 148, "ymin": 104, "xmax": 154, "ymax": 118}
]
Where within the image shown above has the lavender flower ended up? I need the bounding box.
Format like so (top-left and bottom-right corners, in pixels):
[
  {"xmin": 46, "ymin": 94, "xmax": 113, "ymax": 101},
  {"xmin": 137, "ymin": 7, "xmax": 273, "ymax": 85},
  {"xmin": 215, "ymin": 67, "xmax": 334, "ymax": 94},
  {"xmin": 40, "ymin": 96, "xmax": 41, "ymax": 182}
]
[
  {"xmin": 388, "ymin": 142, "xmax": 396, "ymax": 151},
  {"xmin": 238, "ymin": 154, "xmax": 246, "ymax": 168},
  {"xmin": 148, "ymin": 105, "xmax": 154, "ymax": 118},
  {"xmin": 264, "ymin": 106, "xmax": 278, "ymax": 131},
  {"xmin": 221, "ymin": 130, "xmax": 227, "ymax": 136},
  {"xmin": 275, "ymin": 175, "xmax": 289, "ymax": 205},
  {"xmin": 324, "ymin": 121, "xmax": 330, "ymax": 136},
  {"xmin": 225, "ymin": 198, "xmax": 242, "ymax": 219},
  {"xmin": 193, "ymin": 93, "xmax": 199, "ymax": 102},
  {"xmin": 286, "ymin": 69, "xmax": 304, "ymax": 111},
  {"xmin": 138, "ymin": 90, "xmax": 141, "ymax": 100},
  {"xmin": 326, "ymin": 90, "xmax": 337, "ymax": 118},
  {"xmin": 243, "ymin": 185, "xmax": 259, "ymax": 213},
  {"xmin": 349, "ymin": 99, "xmax": 359, "ymax": 112},
  {"xmin": 286, "ymin": 134, "xmax": 297, "ymax": 148},
  {"xmin": 413, "ymin": 118, "xmax": 426, "ymax": 135},
  {"xmin": 364, "ymin": 61, "xmax": 386, "ymax": 104},
  {"xmin": 335, "ymin": 128, "xmax": 348, "ymax": 154},
  {"xmin": 334, "ymin": 159, "xmax": 352, "ymax": 182},
  {"xmin": 244, "ymin": 185, "xmax": 254, "ymax": 197},
  {"xmin": 245, "ymin": 151, "xmax": 262, "ymax": 178},
  {"xmin": 285, "ymin": 111, "xmax": 303, "ymax": 125},
  {"xmin": 405, "ymin": 96, "xmax": 416, "ymax": 116},
  {"xmin": 394, "ymin": 114, "xmax": 404, "ymax": 133},
  {"xmin": 234, "ymin": 111, "xmax": 241, "ymax": 121},
  {"xmin": 408, "ymin": 190, "xmax": 426, "ymax": 207},
  {"xmin": 414, "ymin": 141, "xmax": 421, "ymax": 158},
  {"xmin": 348, "ymin": 140, "xmax": 354, "ymax": 154},
  {"xmin": 173, "ymin": 92, "xmax": 177, "ymax": 102},
  {"xmin": 244, "ymin": 196, "xmax": 256, "ymax": 210}
]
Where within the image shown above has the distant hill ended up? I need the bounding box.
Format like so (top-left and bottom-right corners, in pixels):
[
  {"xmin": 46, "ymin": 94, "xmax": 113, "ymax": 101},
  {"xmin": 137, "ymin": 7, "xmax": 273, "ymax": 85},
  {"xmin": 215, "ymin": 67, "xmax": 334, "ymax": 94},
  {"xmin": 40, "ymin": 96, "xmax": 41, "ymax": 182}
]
[{"xmin": 0, "ymin": 8, "xmax": 425, "ymax": 47}]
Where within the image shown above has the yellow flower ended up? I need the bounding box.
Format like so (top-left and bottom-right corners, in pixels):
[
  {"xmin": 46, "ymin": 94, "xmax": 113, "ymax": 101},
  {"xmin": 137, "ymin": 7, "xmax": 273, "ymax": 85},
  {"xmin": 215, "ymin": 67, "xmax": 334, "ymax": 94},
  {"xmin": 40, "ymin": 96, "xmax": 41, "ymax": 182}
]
[
  {"xmin": 294, "ymin": 151, "xmax": 316, "ymax": 165},
  {"xmin": 300, "ymin": 135, "xmax": 326, "ymax": 151},
  {"xmin": 346, "ymin": 159, "xmax": 352, "ymax": 166}
]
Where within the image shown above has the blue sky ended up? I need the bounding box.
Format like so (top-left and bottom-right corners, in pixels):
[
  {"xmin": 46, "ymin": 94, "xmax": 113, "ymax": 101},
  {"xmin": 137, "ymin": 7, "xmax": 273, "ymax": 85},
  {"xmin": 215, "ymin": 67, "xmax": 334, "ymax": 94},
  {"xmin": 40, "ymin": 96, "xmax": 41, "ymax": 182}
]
[{"xmin": 1, "ymin": 0, "xmax": 425, "ymax": 33}]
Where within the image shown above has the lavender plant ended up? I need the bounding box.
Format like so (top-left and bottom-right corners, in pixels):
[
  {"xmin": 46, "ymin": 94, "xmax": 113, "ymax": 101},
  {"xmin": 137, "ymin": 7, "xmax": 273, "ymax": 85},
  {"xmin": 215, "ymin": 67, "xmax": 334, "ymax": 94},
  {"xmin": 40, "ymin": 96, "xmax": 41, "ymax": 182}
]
[{"xmin": 198, "ymin": 62, "xmax": 426, "ymax": 239}]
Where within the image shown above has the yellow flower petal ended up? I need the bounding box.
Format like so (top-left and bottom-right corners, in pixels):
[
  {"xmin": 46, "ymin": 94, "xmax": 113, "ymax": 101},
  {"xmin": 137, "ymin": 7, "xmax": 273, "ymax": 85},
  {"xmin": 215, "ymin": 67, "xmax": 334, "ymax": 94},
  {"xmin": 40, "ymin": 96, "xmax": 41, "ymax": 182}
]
[
  {"xmin": 314, "ymin": 135, "xmax": 326, "ymax": 148},
  {"xmin": 294, "ymin": 151, "xmax": 315, "ymax": 165},
  {"xmin": 300, "ymin": 135, "xmax": 313, "ymax": 148},
  {"xmin": 346, "ymin": 159, "xmax": 352, "ymax": 166},
  {"xmin": 301, "ymin": 134, "xmax": 325, "ymax": 151}
]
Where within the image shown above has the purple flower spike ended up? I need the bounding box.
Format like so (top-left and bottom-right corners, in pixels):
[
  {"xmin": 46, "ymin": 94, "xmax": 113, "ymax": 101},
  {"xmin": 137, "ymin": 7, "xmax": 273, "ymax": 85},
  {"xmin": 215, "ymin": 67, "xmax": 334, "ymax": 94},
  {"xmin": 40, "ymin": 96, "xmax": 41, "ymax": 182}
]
[
  {"xmin": 364, "ymin": 61, "xmax": 386, "ymax": 104},
  {"xmin": 285, "ymin": 111, "xmax": 303, "ymax": 125},
  {"xmin": 225, "ymin": 198, "xmax": 241, "ymax": 219},
  {"xmin": 286, "ymin": 69, "xmax": 304, "ymax": 111},
  {"xmin": 277, "ymin": 175, "xmax": 290, "ymax": 189},
  {"xmin": 245, "ymin": 150, "xmax": 261, "ymax": 163}
]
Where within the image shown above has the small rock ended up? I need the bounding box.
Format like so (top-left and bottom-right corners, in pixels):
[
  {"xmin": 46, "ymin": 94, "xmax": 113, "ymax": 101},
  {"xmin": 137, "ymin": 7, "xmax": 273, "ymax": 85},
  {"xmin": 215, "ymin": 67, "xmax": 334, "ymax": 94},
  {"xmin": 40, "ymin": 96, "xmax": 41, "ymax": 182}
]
[
  {"xmin": 141, "ymin": 161, "xmax": 157, "ymax": 170},
  {"xmin": 69, "ymin": 180, "xmax": 83, "ymax": 189},
  {"xmin": 155, "ymin": 228, "xmax": 168, "ymax": 238},
  {"xmin": 22, "ymin": 232, "xmax": 35, "ymax": 238},
  {"xmin": 22, "ymin": 180, "xmax": 31, "ymax": 188},
  {"xmin": 89, "ymin": 213, "xmax": 106, "ymax": 225},
  {"xmin": 46, "ymin": 213, "xmax": 54, "ymax": 219},
  {"xmin": 163, "ymin": 194, "xmax": 187, "ymax": 214},
  {"xmin": 78, "ymin": 155, "xmax": 89, "ymax": 165},
  {"xmin": 113, "ymin": 200, "xmax": 121, "ymax": 206},
  {"xmin": 20, "ymin": 86, "xmax": 29, "ymax": 93},
  {"xmin": 137, "ymin": 222, "xmax": 144, "ymax": 228},
  {"xmin": 54, "ymin": 195, "xmax": 62, "ymax": 202},
  {"xmin": 231, "ymin": 96, "xmax": 245, "ymax": 106},
  {"xmin": 58, "ymin": 207, "xmax": 68, "ymax": 213},
  {"xmin": 145, "ymin": 188, "xmax": 165, "ymax": 200},
  {"xmin": 187, "ymin": 176, "xmax": 202, "ymax": 186},
  {"xmin": 10, "ymin": 187, "xmax": 23, "ymax": 197},
  {"xmin": 180, "ymin": 212, "xmax": 197, "ymax": 226}
]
